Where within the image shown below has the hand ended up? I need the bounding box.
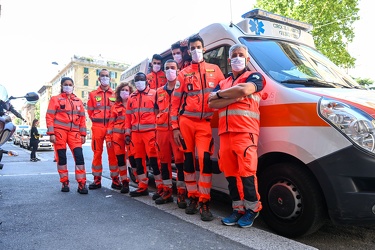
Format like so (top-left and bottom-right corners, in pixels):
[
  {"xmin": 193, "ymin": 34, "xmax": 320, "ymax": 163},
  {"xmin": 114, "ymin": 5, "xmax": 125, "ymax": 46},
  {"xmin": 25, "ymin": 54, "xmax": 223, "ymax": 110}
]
[
  {"xmin": 125, "ymin": 135, "xmax": 131, "ymax": 145},
  {"xmin": 81, "ymin": 136, "xmax": 86, "ymax": 145},
  {"xmin": 8, "ymin": 150, "xmax": 18, "ymax": 156},
  {"xmin": 50, "ymin": 135, "xmax": 56, "ymax": 143},
  {"xmin": 173, "ymin": 129, "xmax": 182, "ymax": 147},
  {"xmin": 208, "ymin": 92, "xmax": 218, "ymax": 102}
]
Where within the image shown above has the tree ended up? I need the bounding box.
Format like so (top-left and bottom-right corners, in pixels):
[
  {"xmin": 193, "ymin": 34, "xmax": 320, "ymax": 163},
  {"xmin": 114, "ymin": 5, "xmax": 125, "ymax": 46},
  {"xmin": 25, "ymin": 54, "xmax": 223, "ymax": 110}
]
[
  {"xmin": 355, "ymin": 77, "xmax": 374, "ymax": 87},
  {"xmin": 255, "ymin": 0, "xmax": 360, "ymax": 69},
  {"xmin": 34, "ymin": 101, "xmax": 40, "ymax": 121}
]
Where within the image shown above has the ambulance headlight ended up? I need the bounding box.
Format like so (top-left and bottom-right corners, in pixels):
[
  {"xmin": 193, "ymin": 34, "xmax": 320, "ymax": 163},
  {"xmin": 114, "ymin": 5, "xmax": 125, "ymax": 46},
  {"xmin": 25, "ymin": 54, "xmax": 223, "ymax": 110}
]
[{"xmin": 319, "ymin": 97, "xmax": 375, "ymax": 154}]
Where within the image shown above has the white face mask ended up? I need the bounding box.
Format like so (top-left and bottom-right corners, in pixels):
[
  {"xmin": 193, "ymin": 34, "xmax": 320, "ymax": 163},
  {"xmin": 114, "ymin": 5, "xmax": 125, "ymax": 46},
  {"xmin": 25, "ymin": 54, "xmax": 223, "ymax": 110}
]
[
  {"xmin": 120, "ymin": 90, "xmax": 130, "ymax": 100},
  {"xmin": 165, "ymin": 69, "xmax": 177, "ymax": 81},
  {"xmin": 135, "ymin": 81, "xmax": 146, "ymax": 91},
  {"xmin": 152, "ymin": 64, "xmax": 161, "ymax": 72},
  {"xmin": 191, "ymin": 49, "xmax": 203, "ymax": 63},
  {"xmin": 173, "ymin": 54, "xmax": 182, "ymax": 64},
  {"xmin": 231, "ymin": 57, "xmax": 246, "ymax": 72},
  {"xmin": 100, "ymin": 76, "xmax": 110, "ymax": 86},
  {"xmin": 62, "ymin": 85, "xmax": 73, "ymax": 94}
]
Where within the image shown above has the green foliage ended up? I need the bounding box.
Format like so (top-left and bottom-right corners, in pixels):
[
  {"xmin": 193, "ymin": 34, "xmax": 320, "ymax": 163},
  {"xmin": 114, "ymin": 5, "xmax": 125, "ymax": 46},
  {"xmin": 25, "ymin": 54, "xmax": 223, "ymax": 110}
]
[
  {"xmin": 34, "ymin": 101, "xmax": 40, "ymax": 121},
  {"xmin": 355, "ymin": 77, "xmax": 374, "ymax": 86},
  {"xmin": 255, "ymin": 0, "xmax": 360, "ymax": 69}
]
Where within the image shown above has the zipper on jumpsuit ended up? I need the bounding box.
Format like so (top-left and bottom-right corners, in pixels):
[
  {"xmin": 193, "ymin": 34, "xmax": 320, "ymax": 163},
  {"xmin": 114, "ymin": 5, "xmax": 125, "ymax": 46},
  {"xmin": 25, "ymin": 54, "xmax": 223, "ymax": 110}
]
[
  {"xmin": 225, "ymin": 76, "xmax": 236, "ymax": 132},
  {"xmin": 103, "ymin": 91, "xmax": 107, "ymax": 126},
  {"xmin": 137, "ymin": 92, "xmax": 143, "ymax": 131},
  {"xmin": 68, "ymin": 98, "xmax": 74, "ymax": 131},
  {"xmin": 197, "ymin": 63, "xmax": 204, "ymax": 120}
]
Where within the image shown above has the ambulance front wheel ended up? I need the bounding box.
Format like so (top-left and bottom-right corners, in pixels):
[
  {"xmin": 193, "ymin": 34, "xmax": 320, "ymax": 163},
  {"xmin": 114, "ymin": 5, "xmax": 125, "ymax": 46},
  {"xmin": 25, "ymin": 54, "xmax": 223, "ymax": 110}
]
[{"xmin": 258, "ymin": 162, "xmax": 328, "ymax": 238}]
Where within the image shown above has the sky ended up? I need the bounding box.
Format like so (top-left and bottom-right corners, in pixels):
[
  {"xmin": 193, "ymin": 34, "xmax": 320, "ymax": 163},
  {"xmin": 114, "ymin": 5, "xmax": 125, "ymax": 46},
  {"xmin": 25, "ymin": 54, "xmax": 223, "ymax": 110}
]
[{"xmin": 0, "ymin": 0, "xmax": 373, "ymax": 108}]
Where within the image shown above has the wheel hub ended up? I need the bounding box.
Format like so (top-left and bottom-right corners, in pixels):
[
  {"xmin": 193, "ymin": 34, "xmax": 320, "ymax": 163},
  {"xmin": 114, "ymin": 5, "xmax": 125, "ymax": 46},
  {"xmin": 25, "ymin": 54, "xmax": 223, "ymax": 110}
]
[{"xmin": 268, "ymin": 180, "xmax": 302, "ymax": 219}]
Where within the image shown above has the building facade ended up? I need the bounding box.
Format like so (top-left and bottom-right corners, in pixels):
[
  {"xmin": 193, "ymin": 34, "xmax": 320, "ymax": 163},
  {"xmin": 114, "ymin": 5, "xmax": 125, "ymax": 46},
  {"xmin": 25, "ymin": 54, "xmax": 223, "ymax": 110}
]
[{"xmin": 37, "ymin": 55, "xmax": 128, "ymax": 129}]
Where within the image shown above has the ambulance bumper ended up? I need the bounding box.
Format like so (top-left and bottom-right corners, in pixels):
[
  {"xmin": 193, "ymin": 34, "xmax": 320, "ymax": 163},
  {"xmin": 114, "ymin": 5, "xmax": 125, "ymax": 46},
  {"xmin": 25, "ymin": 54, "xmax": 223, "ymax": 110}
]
[{"xmin": 309, "ymin": 145, "xmax": 375, "ymax": 225}]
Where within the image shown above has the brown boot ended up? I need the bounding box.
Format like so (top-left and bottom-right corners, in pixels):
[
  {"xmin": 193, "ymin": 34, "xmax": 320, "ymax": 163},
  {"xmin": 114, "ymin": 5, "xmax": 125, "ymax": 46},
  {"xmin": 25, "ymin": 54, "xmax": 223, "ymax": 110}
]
[
  {"xmin": 111, "ymin": 176, "xmax": 122, "ymax": 190},
  {"xmin": 89, "ymin": 176, "xmax": 101, "ymax": 190},
  {"xmin": 155, "ymin": 187, "xmax": 173, "ymax": 205},
  {"xmin": 152, "ymin": 186, "xmax": 164, "ymax": 200},
  {"xmin": 177, "ymin": 189, "xmax": 187, "ymax": 209},
  {"xmin": 121, "ymin": 180, "xmax": 129, "ymax": 194}
]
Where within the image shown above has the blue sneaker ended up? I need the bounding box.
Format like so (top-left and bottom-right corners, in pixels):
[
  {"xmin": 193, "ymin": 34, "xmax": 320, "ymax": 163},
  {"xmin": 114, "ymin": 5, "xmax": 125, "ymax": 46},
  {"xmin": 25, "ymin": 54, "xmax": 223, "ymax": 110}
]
[
  {"xmin": 237, "ymin": 209, "xmax": 259, "ymax": 228},
  {"xmin": 221, "ymin": 210, "xmax": 244, "ymax": 226}
]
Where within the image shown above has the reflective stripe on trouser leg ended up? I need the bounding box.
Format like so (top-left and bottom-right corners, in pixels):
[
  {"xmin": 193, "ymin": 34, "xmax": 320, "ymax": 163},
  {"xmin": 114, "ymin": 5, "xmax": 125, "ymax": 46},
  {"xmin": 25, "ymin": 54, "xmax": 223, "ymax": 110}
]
[
  {"xmin": 149, "ymin": 157, "xmax": 162, "ymax": 187},
  {"xmin": 116, "ymin": 154, "xmax": 128, "ymax": 181},
  {"xmin": 198, "ymin": 152, "xmax": 212, "ymax": 202},
  {"xmin": 91, "ymin": 126, "xmax": 106, "ymax": 176},
  {"xmin": 132, "ymin": 131, "xmax": 148, "ymax": 176},
  {"xmin": 118, "ymin": 165, "xmax": 129, "ymax": 182},
  {"xmin": 109, "ymin": 164, "xmax": 119, "ymax": 178},
  {"xmin": 183, "ymin": 152, "xmax": 198, "ymax": 198},
  {"xmin": 242, "ymin": 176, "xmax": 262, "ymax": 212},
  {"xmin": 137, "ymin": 173, "xmax": 148, "ymax": 189},
  {"xmin": 75, "ymin": 165, "xmax": 86, "ymax": 183},
  {"xmin": 226, "ymin": 176, "xmax": 244, "ymax": 212},
  {"xmin": 57, "ymin": 164, "xmax": 68, "ymax": 183}
]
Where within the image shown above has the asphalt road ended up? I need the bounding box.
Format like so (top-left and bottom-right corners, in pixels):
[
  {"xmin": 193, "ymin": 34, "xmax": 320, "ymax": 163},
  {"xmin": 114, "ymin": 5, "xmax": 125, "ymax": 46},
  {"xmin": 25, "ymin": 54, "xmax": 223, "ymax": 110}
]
[
  {"xmin": 0, "ymin": 141, "xmax": 313, "ymax": 250},
  {"xmin": 2, "ymin": 140, "xmax": 375, "ymax": 249}
]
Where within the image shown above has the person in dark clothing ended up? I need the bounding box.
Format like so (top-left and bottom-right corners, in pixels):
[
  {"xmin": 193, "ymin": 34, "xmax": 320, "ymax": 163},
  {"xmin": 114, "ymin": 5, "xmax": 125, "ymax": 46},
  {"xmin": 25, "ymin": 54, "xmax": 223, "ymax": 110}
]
[{"xmin": 30, "ymin": 119, "xmax": 40, "ymax": 162}]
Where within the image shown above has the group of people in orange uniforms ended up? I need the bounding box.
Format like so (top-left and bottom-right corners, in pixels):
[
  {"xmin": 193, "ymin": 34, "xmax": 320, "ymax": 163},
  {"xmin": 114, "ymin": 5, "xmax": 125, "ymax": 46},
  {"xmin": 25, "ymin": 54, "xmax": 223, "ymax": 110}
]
[{"xmin": 45, "ymin": 34, "xmax": 265, "ymax": 227}]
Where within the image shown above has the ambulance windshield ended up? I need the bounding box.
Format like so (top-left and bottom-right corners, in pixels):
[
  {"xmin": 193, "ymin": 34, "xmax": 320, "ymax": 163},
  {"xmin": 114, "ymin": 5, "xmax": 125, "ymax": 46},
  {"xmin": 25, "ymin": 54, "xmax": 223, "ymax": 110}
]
[{"xmin": 241, "ymin": 38, "xmax": 361, "ymax": 89}]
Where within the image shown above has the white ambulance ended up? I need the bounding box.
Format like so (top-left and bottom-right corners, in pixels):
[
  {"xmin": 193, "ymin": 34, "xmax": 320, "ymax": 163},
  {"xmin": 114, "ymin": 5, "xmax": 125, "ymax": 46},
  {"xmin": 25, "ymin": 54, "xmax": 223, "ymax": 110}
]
[{"xmin": 134, "ymin": 9, "xmax": 375, "ymax": 238}]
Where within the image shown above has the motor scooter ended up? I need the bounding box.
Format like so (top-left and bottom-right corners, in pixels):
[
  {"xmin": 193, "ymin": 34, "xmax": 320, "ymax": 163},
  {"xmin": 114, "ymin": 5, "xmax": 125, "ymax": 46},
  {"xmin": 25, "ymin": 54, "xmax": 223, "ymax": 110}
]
[{"xmin": 0, "ymin": 84, "xmax": 39, "ymax": 169}]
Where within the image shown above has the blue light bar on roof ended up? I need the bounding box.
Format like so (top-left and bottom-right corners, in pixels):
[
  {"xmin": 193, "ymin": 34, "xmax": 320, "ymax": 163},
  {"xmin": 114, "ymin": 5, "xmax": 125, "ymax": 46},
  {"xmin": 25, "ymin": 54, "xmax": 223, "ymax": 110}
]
[{"xmin": 242, "ymin": 9, "xmax": 313, "ymax": 32}]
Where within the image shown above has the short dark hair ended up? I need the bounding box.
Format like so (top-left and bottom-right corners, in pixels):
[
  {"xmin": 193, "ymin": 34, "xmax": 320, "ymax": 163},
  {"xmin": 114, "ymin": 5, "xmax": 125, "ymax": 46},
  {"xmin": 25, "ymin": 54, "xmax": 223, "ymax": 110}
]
[
  {"xmin": 188, "ymin": 34, "xmax": 204, "ymax": 48},
  {"xmin": 152, "ymin": 54, "xmax": 162, "ymax": 61},
  {"xmin": 164, "ymin": 59, "xmax": 178, "ymax": 70},
  {"xmin": 171, "ymin": 42, "xmax": 181, "ymax": 50},
  {"xmin": 61, "ymin": 77, "xmax": 74, "ymax": 85}
]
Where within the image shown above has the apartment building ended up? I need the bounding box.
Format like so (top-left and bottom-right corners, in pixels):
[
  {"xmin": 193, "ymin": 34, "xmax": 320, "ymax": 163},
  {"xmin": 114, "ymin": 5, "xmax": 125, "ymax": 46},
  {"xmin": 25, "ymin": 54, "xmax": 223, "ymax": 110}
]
[{"xmin": 37, "ymin": 55, "xmax": 128, "ymax": 129}]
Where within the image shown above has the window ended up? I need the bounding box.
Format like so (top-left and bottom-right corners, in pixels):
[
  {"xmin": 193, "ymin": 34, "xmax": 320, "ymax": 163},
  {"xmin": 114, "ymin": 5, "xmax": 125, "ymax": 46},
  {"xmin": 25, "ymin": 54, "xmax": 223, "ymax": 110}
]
[
  {"xmin": 204, "ymin": 46, "xmax": 231, "ymax": 77},
  {"xmin": 96, "ymin": 80, "xmax": 99, "ymax": 86},
  {"xmin": 84, "ymin": 79, "xmax": 89, "ymax": 86},
  {"xmin": 82, "ymin": 91, "xmax": 85, "ymax": 98},
  {"xmin": 110, "ymin": 71, "xmax": 116, "ymax": 79},
  {"xmin": 84, "ymin": 67, "xmax": 89, "ymax": 74},
  {"xmin": 96, "ymin": 69, "xmax": 100, "ymax": 76}
]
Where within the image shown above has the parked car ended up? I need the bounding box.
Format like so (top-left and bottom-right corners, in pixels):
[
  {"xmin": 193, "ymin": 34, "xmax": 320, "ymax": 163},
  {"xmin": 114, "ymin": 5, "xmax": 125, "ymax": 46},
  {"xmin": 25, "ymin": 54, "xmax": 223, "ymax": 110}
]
[
  {"xmin": 24, "ymin": 128, "xmax": 53, "ymax": 151},
  {"xmin": 19, "ymin": 129, "xmax": 30, "ymax": 148},
  {"xmin": 13, "ymin": 125, "xmax": 30, "ymax": 145}
]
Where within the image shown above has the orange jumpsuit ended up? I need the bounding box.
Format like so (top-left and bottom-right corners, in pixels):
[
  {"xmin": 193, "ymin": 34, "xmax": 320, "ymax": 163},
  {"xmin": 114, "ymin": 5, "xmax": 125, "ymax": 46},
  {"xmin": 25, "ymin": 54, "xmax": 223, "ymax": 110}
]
[
  {"xmin": 156, "ymin": 85, "xmax": 185, "ymax": 192},
  {"xmin": 46, "ymin": 93, "xmax": 87, "ymax": 185},
  {"xmin": 147, "ymin": 71, "xmax": 167, "ymax": 90},
  {"xmin": 171, "ymin": 61, "xmax": 225, "ymax": 202},
  {"xmin": 106, "ymin": 102, "xmax": 129, "ymax": 183},
  {"xmin": 87, "ymin": 86, "xmax": 118, "ymax": 181},
  {"xmin": 125, "ymin": 86, "xmax": 161, "ymax": 190},
  {"xmin": 217, "ymin": 71, "xmax": 265, "ymax": 213}
]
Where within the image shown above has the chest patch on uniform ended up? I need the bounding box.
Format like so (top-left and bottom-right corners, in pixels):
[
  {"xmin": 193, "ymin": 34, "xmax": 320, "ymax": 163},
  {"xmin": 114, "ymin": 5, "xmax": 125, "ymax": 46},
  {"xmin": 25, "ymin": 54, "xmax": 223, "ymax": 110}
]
[
  {"xmin": 95, "ymin": 96, "xmax": 102, "ymax": 102},
  {"xmin": 109, "ymin": 97, "xmax": 116, "ymax": 102},
  {"xmin": 175, "ymin": 81, "xmax": 181, "ymax": 89},
  {"xmin": 208, "ymin": 82, "xmax": 215, "ymax": 88},
  {"xmin": 206, "ymin": 69, "xmax": 215, "ymax": 72}
]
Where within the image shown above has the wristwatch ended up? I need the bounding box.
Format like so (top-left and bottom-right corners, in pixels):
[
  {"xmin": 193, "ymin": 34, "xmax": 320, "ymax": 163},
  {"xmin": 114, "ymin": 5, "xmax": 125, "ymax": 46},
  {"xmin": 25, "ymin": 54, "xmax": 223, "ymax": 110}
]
[{"xmin": 216, "ymin": 91, "xmax": 223, "ymax": 99}]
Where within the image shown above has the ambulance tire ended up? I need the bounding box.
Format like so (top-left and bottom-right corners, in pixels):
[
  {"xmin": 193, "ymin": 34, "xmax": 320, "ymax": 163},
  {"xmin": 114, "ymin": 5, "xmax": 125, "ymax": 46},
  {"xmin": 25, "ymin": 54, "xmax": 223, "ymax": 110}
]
[{"xmin": 258, "ymin": 162, "xmax": 327, "ymax": 238}]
